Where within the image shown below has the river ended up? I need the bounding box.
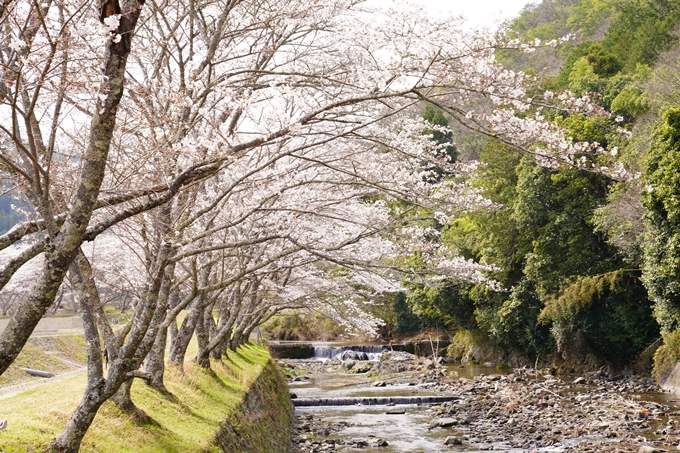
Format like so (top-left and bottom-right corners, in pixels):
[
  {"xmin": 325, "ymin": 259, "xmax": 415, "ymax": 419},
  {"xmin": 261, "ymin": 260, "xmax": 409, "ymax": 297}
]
[{"xmin": 281, "ymin": 349, "xmax": 680, "ymax": 453}]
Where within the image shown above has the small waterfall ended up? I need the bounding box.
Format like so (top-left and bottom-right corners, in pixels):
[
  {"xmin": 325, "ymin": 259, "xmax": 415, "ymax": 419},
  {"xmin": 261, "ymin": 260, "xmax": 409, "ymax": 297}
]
[
  {"xmin": 312, "ymin": 345, "xmax": 390, "ymax": 362},
  {"xmin": 293, "ymin": 396, "xmax": 458, "ymax": 407}
]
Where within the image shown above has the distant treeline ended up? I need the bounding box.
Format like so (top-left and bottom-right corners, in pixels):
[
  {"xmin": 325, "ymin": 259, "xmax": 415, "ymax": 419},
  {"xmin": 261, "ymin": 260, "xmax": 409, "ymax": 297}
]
[{"xmin": 0, "ymin": 192, "xmax": 26, "ymax": 235}]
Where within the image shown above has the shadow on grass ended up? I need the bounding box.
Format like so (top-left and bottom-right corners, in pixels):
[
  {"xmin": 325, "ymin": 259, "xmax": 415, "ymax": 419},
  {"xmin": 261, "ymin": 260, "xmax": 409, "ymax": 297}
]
[
  {"xmin": 129, "ymin": 406, "xmax": 162, "ymax": 428},
  {"xmin": 146, "ymin": 381, "xmax": 180, "ymax": 404},
  {"xmin": 138, "ymin": 423, "xmax": 202, "ymax": 453},
  {"xmin": 231, "ymin": 351, "xmax": 256, "ymax": 366}
]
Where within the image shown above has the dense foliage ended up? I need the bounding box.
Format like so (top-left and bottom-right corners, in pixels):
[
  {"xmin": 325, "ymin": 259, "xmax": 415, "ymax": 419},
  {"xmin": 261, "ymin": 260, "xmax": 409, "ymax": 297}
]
[
  {"xmin": 394, "ymin": 0, "xmax": 680, "ymax": 369},
  {"xmin": 643, "ymin": 107, "xmax": 680, "ymax": 334}
]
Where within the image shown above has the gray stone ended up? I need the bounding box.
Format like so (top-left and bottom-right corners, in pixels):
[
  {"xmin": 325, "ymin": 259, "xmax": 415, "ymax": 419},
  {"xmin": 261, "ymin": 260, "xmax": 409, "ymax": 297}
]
[
  {"xmin": 342, "ymin": 350, "xmax": 369, "ymax": 361},
  {"xmin": 639, "ymin": 447, "xmax": 667, "ymax": 453},
  {"xmin": 432, "ymin": 417, "xmax": 458, "ymax": 428},
  {"xmin": 343, "ymin": 360, "xmax": 356, "ymax": 370},
  {"xmin": 373, "ymin": 439, "xmax": 388, "ymax": 447},
  {"xmin": 352, "ymin": 362, "xmax": 372, "ymax": 373},
  {"xmin": 444, "ymin": 436, "xmax": 462, "ymax": 445}
]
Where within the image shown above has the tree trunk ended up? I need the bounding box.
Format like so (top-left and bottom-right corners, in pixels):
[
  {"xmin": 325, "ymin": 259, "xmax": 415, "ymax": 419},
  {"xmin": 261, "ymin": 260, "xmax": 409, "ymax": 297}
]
[
  {"xmin": 141, "ymin": 256, "xmax": 176, "ymax": 391},
  {"xmin": 229, "ymin": 329, "xmax": 243, "ymax": 351},
  {"xmin": 49, "ymin": 252, "xmax": 113, "ymax": 452},
  {"xmin": 195, "ymin": 308, "xmax": 211, "ymax": 369},
  {"xmin": 112, "ymin": 379, "xmax": 136, "ymax": 413},
  {"xmin": 143, "ymin": 326, "xmax": 168, "ymax": 390},
  {"xmin": 0, "ymin": 0, "xmax": 144, "ymax": 377},
  {"xmin": 168, "ymin": 290, "xmax": 180, "ymax": 347},
  {"xmin": 169, "ymin": 320, "xmax": 178, "ymax": 348},
  {"xmin": 209, "ymin": 336, "xmax": 228, "ymax": 360},
  {"xmin": 168, "ymin": 296, "xmax": 201, "ymax": 369},
  {"xmin": 49, "ymin": 387, "xmax": 108, "ymax": 453}
]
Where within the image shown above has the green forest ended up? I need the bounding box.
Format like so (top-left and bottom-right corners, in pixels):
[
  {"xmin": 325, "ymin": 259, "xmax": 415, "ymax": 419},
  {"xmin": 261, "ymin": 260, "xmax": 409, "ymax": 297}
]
[{"xmin": 384, "ymin": 0, "xmax": 680, "ymax": 376}]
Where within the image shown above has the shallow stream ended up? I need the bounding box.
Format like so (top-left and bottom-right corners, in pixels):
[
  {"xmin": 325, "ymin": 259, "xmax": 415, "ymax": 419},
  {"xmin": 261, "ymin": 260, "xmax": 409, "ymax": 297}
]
[
  {"xmin": 290, "ymin": 364, "xmax": 532, "ymax": 453},
  {"xmin": 288, "ymin": 357, "xmax": 680, "ymax": 453}
]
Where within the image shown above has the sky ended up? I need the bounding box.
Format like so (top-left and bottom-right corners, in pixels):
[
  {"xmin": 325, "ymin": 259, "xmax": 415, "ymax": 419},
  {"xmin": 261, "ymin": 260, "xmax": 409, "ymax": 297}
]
[
  {"xmin": 371, "ymin": 0, "xmax": 534, "ymax": 28},
  {"xmin": 444, "ymin": 0, "xmax": 533, "ymax": 27}
]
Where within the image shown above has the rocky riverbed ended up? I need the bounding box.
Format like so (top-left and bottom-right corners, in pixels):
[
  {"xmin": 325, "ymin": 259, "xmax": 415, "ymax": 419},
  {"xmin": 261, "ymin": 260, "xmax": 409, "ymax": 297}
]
[{"xmin": 283, "ymin": 352, "xmax": 680, "ymax": 453}]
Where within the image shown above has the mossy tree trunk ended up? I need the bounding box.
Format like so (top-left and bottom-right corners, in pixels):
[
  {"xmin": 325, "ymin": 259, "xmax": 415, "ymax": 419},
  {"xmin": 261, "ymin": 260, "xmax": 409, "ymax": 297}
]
[
  {"xmin": 49, "ymin": 240, "xmax": 172, "ymax": 452},
  {"xmin": 168, "ymin": 296, "xmax": 202, "ymax": 369},
  {"xmin": 0, "ymin": 0, "xmax": 144, "ymax": 378}
]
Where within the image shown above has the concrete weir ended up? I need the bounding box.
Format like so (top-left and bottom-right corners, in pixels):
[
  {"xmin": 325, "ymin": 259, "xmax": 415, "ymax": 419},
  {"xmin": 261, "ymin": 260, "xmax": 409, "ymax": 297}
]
[{"xmin": 292, "ymin": 396, "xmax": 458, "ymax": 407}]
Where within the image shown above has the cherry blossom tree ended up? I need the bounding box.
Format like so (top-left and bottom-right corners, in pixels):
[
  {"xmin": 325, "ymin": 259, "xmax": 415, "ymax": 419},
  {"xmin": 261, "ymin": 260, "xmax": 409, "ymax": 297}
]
[
  {"xmin": 0, "ymin": 0, "xmax": 146, "ymax": 380},
  {"xmin": 0, "ymin": 0, "xmax": 636, "ymax": 450}
]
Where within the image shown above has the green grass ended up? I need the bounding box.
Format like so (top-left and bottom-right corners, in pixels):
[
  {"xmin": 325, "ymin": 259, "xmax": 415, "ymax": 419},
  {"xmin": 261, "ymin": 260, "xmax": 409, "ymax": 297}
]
[
  {"xmin": 0, "ymin": 336, "xmax": 85, "ymax": 387},
  {"xmin": 0, "ymin": 344, "xmax": 271, "ymax": 453}
]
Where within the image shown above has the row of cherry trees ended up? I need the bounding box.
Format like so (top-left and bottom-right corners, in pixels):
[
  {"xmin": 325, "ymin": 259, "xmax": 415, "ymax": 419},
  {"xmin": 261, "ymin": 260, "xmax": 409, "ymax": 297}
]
[{"xmin": 0, "ymin": 0, "xmax": 616, "ymax": 450}]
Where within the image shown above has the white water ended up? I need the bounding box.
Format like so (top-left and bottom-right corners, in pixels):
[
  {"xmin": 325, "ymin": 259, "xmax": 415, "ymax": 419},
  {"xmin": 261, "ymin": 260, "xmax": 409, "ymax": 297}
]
[{"xmin": 312, "ymin": 345, "xmax": 389, "ymax": 362}]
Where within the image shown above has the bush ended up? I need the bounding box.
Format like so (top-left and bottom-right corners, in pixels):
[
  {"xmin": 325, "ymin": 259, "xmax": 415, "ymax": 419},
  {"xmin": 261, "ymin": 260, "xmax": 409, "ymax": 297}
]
[
  {"xmin": 394, "ymin": 291, "xmax": 423, "ymax": 334},
  {"xmin": 540, "ymin": 270, "xmax": 658, "ymax": 365},
  {"xmin": 261, "ymin": 311, "xmax": 345, "ymax": 341}
]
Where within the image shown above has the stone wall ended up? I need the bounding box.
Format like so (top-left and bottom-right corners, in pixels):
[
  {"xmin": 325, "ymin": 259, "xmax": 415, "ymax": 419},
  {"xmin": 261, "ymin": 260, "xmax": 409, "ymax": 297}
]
[
  {"xmin": 659, "ymin": 362, "xmax": 680, "ymax": 393},
  {"xmin": 0, "ymin": 316, "xmax": 83, "ymax": 336},
  {"xmin": 214, "ymin": 359, "xmax": 294, "ymax": 453}
]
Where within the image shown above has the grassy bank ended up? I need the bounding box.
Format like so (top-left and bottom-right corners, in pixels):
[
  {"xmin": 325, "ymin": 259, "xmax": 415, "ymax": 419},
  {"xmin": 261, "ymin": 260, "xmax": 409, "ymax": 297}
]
[
  {"xmin": 0, "ymin": 335, "xmax": 87, "ymax": 388},
  {"xmin": 0, "ymin": 344, "xmax": 272, "ymax": 453}
]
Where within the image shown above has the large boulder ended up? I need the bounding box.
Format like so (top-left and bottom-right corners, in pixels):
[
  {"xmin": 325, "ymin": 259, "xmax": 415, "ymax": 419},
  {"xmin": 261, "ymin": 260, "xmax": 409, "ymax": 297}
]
[{"xmin": 341, "ymin": 350, "xmax": 369, "ymax": 361}]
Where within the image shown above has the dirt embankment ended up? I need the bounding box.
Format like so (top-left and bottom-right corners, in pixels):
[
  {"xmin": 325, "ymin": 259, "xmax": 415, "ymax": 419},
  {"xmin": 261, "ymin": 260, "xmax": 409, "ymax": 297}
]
[{"xmin": 0, "ymin": 334, "xmax": 87, "ymax": 396}]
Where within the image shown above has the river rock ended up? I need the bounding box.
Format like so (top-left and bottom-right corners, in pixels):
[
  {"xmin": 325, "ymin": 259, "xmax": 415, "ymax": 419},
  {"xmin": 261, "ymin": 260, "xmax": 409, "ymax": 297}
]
[
  {"xmin": 386, "ymin": 409, "xmax": 405, "ymax": 414},
  {"xmin": 431, "ymin": 417, "xmax": 458, "ymax": 428},
  {"xmin": 639, "ymin": 447, "xmax": 667, "ymax": 453},
  {"xmin": 341, "ymin": 350, "xmax": 368, "ymax": 361},
  {"xmin": 373, "ymin": 381, "xmax": 386, "ymax": 387},
  {"xmin": 343, "ymin": 360, "xmax": 356, "ymax": 370},
  {"xmin": 444, "ymin": 436, "xmax": 462, "ymax": 445},
  {"xmin": 352, "ymin": 362, "xmax": 372, "ymax": 373},
  {"xmin": 373, "ymin": 438, "xmax": 388, "ymax": 447}
]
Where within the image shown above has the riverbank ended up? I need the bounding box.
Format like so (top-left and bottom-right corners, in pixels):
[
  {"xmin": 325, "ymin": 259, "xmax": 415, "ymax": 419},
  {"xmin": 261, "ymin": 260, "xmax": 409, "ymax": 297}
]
[
  {"xmin": 0, "ymin": 344, "xmax": 289, "ymax": 453},
  {"xmin": 286, "ymin": 352, "xmax": 679, "ymax": 453},
  {"xmin": 0, "ymin": 335, "xmax": 87, "ymax": 391}
]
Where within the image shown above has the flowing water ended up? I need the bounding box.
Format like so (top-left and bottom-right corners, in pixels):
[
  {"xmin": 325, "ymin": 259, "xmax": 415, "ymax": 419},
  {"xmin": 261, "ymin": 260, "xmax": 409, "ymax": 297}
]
[
  {"xmin": 287, "ymin": 346, "xmax": 680, "ymax": 453},
  {"xmin": 288, "ymin": 350, "xmax": 516, "ymax": 453},
  {"xmin": 312, "ymin": 345, "xmax": 390, "ymax": 362}
]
